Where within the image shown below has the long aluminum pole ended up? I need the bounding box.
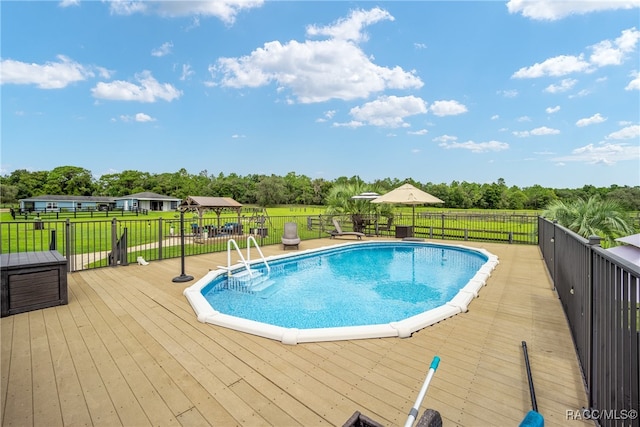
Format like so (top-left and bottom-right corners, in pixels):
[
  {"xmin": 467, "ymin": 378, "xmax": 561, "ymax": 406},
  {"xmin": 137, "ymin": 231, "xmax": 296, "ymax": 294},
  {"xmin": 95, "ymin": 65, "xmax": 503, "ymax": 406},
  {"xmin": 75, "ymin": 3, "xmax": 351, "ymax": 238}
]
[{"xmin": 404, "ymin": 356, "xmax": 440, "ymax": 427}]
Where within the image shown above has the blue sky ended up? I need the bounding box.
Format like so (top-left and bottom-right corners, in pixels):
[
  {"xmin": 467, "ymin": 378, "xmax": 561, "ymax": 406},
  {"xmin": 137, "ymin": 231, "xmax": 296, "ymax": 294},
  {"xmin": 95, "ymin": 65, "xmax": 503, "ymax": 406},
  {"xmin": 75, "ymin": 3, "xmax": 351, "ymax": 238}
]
[{"xmin": 2, "ymin": 1, "xmax": 639, "ymax": 189}]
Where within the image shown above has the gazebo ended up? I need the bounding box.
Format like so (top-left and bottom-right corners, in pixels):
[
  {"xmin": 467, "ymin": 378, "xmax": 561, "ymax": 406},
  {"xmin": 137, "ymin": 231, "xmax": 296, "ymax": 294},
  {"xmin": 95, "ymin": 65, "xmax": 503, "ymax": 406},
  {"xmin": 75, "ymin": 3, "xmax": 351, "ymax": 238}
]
[{"xmin": 179, "ymin": 196, "xmax": 243, "ymax": 229}]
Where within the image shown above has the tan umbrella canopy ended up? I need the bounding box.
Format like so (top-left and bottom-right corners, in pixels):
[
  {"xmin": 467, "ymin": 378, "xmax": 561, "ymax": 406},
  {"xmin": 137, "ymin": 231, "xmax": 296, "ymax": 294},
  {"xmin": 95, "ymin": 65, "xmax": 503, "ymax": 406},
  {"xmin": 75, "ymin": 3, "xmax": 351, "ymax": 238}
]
[{"xmin": 371, "ymin": 183, "xmax": 444, "ymax": 229}]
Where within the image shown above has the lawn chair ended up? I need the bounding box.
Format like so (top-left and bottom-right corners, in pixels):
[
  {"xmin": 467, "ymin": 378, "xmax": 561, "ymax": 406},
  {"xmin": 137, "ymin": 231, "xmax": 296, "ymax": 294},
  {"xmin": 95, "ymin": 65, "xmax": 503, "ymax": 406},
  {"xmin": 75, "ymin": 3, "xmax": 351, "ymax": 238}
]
[
  {"xmin": 281, "ymin": 222, "xmax": 301, "ymax": 249},
  {"xmin": 328, "ymin": 218, "xmax": 365, "ymax": 240}
]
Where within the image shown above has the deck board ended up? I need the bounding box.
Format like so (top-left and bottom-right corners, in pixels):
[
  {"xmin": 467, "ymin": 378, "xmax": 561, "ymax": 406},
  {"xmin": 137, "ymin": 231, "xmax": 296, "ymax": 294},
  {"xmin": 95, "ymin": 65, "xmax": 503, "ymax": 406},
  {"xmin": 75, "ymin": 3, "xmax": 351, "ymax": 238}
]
[{"xmin": 1, "ymin": 238, "xmax": 593, "ymax": 426}]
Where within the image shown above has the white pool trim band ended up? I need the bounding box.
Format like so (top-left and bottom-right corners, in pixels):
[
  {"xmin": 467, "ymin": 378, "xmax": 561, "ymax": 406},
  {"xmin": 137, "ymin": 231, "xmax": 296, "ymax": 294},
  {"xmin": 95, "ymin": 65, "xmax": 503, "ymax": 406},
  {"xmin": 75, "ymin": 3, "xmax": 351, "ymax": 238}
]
[{"xmin": 183, "ymin": 240, "xmax": 499, "ymax": 345}]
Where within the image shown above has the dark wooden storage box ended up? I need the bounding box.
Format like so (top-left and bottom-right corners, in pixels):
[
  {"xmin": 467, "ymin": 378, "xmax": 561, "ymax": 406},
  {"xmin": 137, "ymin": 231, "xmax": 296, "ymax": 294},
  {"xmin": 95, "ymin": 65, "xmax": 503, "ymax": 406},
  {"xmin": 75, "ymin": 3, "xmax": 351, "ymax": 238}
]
[{"xmin": 1, "ymin": 251, "xmax": 68, "ymax": 317}]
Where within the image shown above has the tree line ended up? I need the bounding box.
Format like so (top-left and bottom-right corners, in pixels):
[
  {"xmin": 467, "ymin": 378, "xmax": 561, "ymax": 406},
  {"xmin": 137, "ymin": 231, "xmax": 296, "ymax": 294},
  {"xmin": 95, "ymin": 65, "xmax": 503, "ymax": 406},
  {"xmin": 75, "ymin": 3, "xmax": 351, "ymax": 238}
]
[{"xmin": 1, "ymin": 165, "xmax": 639, "ymax": 211}]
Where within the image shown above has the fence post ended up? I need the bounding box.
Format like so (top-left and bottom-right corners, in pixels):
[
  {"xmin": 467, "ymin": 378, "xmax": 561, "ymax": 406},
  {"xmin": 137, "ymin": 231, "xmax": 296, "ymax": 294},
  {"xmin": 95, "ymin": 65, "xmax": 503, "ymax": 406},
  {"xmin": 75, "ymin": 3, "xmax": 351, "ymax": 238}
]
[
  {"xmin": 65, "ymin": 219, "xmax": 72, "ymax": 271},
  {"xmin": 49, "ymin": 229, "xmax": 57, "ymax": 251},
  {"xmin": 110, "ymin": 218, "xmax": 118, "ymax": 267},
  {"xmin": 158, "ymin": 217, "xmax": 163, "ymax": 260},
  {"xmin": 508, "ymin": 231, "xmax": 513, "ymax": 244}
]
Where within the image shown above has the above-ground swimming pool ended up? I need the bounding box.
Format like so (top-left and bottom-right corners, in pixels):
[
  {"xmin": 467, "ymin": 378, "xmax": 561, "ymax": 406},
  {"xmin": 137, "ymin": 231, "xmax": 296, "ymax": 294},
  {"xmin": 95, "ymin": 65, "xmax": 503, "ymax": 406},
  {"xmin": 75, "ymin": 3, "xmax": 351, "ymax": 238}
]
[{"xmin": 184, "ymin": 241, "xmax": 499, "ymax": 344}]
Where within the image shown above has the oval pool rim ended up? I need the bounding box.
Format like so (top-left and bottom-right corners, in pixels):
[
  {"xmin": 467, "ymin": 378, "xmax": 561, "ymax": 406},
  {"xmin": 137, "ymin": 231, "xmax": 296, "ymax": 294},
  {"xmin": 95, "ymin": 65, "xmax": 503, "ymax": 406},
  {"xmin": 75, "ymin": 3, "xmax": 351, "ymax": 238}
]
[{"xmin": 183, "ymin": 240, "xmax": 499, "ymax": 345}]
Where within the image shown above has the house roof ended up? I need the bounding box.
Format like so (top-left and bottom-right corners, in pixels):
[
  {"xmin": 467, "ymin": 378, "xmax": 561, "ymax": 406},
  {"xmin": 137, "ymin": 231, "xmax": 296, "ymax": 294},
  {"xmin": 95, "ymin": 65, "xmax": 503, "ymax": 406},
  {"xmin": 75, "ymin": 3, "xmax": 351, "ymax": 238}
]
[
  {"xmin": 114, "ymin": 192, "xmax": 181, "ymax": 201},
  {"xmin": 19, "ymin": 195, "xmax": 115, "ymax": 203},
  {"xmin": 20, "ymin": 192, "xmax": 180, "ymax": 203}
]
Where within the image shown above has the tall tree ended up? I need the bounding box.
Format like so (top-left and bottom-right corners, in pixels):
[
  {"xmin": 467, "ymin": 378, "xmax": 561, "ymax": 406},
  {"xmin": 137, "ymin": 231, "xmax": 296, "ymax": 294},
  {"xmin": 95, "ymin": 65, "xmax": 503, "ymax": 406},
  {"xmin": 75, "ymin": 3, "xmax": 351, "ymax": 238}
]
[{"xmin": 42, "ymin": 166, "xmax": 94, "ymax": 195}]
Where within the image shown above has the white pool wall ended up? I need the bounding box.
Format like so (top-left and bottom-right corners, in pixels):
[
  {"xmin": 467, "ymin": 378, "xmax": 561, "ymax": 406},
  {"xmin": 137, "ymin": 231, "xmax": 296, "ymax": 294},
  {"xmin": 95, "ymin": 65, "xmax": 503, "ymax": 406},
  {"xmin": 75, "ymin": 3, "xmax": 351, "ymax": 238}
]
[{"xmin": 183, "ymin": 240, "xmax": 499, "ymax": 345}]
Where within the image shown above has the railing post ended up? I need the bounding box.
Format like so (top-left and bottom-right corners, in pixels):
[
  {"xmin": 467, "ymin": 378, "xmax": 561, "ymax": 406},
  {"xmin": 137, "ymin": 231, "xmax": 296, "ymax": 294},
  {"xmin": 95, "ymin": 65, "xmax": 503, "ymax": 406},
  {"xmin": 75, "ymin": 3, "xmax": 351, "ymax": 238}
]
[
  {"xmin": 65, "ymin": 219, "xmax": 72, "ymax": 271},
  {"xmin": 158, "ymin": 217, "xmax": 163, "ymax": 260},
  {"xmin": 110, "ymin": 218, "xmax": 118, "ymax": 267},
  {"xmin": 586, "ymin": 234, "xmax": 601, "ymax": 410}
]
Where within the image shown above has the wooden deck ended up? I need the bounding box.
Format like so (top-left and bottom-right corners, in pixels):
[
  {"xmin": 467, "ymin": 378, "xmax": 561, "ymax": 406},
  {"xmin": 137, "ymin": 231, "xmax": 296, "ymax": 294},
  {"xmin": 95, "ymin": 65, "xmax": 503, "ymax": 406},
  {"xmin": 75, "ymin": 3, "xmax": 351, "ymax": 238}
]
[{"xmin": 1, "ymin": 238, "xmax": 592, "ymax": 426}]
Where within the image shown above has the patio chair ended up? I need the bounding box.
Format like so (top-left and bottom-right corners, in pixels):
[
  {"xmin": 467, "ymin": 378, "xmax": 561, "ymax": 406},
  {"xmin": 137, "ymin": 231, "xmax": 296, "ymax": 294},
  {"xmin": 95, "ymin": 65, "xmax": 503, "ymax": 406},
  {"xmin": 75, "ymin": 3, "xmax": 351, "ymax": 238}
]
[
  {"xmin": 281, "ymin": 222, "xmax": 301, "ymax": 249},
  {"xmin": 328, "ymin": 218, "xmax": 365, "ymax": 240}
]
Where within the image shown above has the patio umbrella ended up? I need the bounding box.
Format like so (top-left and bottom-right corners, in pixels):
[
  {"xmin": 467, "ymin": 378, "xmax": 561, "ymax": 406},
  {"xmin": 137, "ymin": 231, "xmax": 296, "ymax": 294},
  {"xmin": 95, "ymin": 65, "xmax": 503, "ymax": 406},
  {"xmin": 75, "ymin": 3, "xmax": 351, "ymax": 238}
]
[{"xmin": 371, "ymin": 183, "xmax": 444, "ymax": 229}]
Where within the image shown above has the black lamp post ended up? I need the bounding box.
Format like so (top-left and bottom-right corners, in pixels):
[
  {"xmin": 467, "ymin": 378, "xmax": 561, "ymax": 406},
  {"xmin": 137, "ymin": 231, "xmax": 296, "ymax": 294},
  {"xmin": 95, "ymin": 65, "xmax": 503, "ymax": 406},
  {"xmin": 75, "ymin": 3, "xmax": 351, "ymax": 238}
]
[{"xmin": 172, "ymin": 209, "xmax": 194, "ymax": 283}]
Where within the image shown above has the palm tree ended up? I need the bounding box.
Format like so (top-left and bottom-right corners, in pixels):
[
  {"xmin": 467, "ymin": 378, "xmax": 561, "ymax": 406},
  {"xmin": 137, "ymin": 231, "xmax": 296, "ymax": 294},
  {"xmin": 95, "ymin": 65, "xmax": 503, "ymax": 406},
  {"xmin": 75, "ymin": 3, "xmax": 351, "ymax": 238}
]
[
  {"xmin": 543, "ymin": 196, "xmax": 635, "ymax": 247},
  {"xmin": 325, "ymin": 182, "xmax": 392, "ymax": 232}
]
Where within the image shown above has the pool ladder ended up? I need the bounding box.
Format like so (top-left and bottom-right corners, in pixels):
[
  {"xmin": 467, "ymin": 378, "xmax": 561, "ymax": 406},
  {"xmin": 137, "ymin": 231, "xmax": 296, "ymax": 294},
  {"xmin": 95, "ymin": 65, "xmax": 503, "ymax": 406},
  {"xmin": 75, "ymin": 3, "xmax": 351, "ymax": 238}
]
[{"xmin": 219, "ymin": 236, "xmax": 271, "ymax": 279}]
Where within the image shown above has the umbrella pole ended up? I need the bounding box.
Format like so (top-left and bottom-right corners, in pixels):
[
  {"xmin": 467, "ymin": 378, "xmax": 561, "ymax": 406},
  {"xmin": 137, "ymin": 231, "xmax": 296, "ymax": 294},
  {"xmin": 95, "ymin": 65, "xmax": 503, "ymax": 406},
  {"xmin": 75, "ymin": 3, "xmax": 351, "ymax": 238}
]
[{"xmin": 412, "ymin": 205, "xmax": 415, "ymax": 237}]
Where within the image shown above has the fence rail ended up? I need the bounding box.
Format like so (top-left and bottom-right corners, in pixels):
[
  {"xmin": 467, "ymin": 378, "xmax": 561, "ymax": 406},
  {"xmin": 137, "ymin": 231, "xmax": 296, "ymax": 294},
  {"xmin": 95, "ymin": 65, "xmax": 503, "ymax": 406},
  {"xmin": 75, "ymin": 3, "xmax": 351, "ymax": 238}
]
[{"xmin": 538, "ymin": 217, "xmax": 639, "ymax": 427}]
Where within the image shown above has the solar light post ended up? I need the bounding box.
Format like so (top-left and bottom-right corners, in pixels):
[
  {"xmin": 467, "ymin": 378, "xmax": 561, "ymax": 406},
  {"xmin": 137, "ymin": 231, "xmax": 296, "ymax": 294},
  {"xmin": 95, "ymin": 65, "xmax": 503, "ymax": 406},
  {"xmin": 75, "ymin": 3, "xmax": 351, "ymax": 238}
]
[{"xmin": 172, "ymin": 209, "xmax": 194, "ymax": 283}]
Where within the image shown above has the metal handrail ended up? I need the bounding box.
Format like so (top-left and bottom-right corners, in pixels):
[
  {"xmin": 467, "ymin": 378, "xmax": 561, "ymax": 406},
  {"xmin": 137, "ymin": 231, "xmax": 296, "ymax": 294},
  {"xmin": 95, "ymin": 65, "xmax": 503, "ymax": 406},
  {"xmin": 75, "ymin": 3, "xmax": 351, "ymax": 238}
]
[
  {"xmin": 246, "ymin": 235, "xmax": 270, "ymax": 274},
  {"xmin": 223, "ymin": 239, "xmax": 252, "ymax": 278}
]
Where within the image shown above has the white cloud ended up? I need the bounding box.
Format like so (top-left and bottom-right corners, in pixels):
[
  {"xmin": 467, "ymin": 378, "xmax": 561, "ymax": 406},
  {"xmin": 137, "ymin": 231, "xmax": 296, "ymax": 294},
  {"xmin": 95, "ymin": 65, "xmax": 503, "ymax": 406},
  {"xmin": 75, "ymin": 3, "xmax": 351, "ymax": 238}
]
[
  {"xmin": 491, "ymin": 114, "xmax": 500, "ymax": 120},
  {"xmin": 306, "ymin": 7, "xmax": 393, "ymax": 43},
  {"xmin": 408, "ymin": 129, "xmax": 428, "ymax": 135},
  {"xmin": 507, "ymin": 0, "xmax": 640, "ymax": 21},
  {"xmin": 135, "ymin": 113, "xmax": 154, "ymax": 122},
  {"xmin": 429, "ymin": 100, "xmax": 467, "ymax": 117},
  {"xmin": 576, "ymin": 113, "xmax": 606, "ymax": 127},
  {"xmin": 108, "ymin": 0, "xmax": 147, "ymax": 16},
  {"xmin": 513, "ymin": 28, "xmax": 639, "ymax": 80},
  {"xmin": 332, "ymin": 120, "xmax": 364, "ymax": 128},
  {"xmin": 513, "ymin": 126, "xmax": 560, "ymax": 137},
  {"xmin": 554, "ymin": 142, "xmax": 640, "ymax": 165},
  {"xmin": 544, "ymin": 78, "xmax": 577, "ymax": 93},
  {"xmin": 0, "ymin": 55, "xmax": 98, "ymax": 89},
  {"xmin": 151, "ymin": 42, "xmax": 173, "ymax": 57},
  {"xmin": 546, "ymin": 106, "xmax": 561, "ymax": 114},
  {"xmin": 438, "ymin": 139, "xmax": 509, "ymax": 153},
  {"xmin": 91, "ymin": 70, "xmax": 182, "ymax": 102},
  {"xmin": 59, "ymin": 0, "xmax": 79, "ymax": 7},
  {"xmin": 211, "ymin": 8, "xmax": 423, "ymax": 103},
  {"xmin": 517, "ymin": 116, "xmax": 531, "ymax": 122},
  {"xmin": 569, "ymin": 89, "xmax": 591, "ymax": 98},
  {"xmin": 589, "ymin": 27, "xmax": 640, "ymax": 66},
  {"xmin": 349, "ymin": 95, "xmax": 427, "ymax": 128},
  {"xmin": 432, "ymin": 135, "xmax": 458, "ymax": 143},
  {"xmin": 316, "ymin": 110, "xmax": 336, "ymax": 123},
  {"xmin": 414, "ymin": 43, "xmax": 427, "ymax": 50},
  {"xmin": 108, "ymin": 0, "xmax": 264, "ymax": 25},
  {"xmin": 605, "ymin": 124, "xmax": 640, "ymax": 140},
  {"xmin": 512, "ymin": 55, "xmax": 592, "ymax": 78},
  {"xmin": 497, "ymin": 89, "xmax": 518, "ymax": 98},
  {"xmin": 531, "ymin": 126, "xmax": 561, "ymax": 135},
  {"xmin": 180, "ymin": 64, "xmax": 194, "ymax": 81},
  {"xmin": 626, "ymin": 70, "xmax": 640, "ymax": 90}
]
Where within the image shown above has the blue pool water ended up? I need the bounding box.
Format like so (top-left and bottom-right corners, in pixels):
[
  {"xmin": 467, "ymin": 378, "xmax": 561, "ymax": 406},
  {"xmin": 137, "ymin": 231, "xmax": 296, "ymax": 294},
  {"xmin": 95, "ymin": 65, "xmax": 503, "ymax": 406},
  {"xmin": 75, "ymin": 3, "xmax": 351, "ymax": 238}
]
[{"xmin": 201, "ymin": 242, "xmax": 487, "ymax": 329}]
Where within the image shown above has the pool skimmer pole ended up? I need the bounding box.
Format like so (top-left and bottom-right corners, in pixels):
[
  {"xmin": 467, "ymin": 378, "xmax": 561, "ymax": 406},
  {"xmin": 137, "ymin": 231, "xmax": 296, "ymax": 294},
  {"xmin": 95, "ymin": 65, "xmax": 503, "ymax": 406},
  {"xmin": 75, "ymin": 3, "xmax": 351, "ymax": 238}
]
[{"xmin": 404, "ymin": 355, "xmax": 440, "ymax": 427}]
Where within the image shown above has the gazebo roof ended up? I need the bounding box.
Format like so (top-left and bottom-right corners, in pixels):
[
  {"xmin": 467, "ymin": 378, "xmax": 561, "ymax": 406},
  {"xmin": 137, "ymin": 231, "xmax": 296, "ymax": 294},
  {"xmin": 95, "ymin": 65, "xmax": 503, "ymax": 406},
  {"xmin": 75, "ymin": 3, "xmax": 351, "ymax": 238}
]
[{"xmin": 180, "ymin": 196, "xmax": 243, "ymax": 211}]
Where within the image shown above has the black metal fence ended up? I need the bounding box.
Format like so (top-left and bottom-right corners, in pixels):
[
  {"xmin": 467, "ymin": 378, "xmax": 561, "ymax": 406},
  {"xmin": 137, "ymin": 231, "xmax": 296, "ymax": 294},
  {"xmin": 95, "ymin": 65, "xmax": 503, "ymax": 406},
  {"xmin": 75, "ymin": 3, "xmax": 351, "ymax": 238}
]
[
  {"xmin": 0, "ymin": 212, "xmax": 539, "ymax": 272},
  {"xmin": 538, "ymin": 217, "xmax": 639, "ymax": 426}
]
